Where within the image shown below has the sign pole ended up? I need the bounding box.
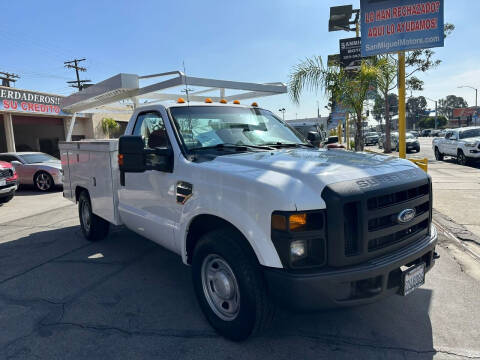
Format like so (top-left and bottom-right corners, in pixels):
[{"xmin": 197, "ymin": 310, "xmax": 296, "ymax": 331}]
[{"xmin": 398, "ymin": 51, "xmax": 406, "ymax": 159}]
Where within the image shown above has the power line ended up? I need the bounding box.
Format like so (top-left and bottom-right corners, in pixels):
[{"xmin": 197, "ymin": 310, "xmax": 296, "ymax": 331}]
[
  {"xmin": 64, "ymin": 58, "xmax": 92, "ymax": 91},
  {"xmin": 0, "ymin": 71, "xmax": 20, "ymax": 87}
]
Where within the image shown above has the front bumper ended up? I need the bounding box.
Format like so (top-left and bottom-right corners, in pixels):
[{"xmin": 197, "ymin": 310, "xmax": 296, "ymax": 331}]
[
  {"xmin": 264, "ymin": 225, "xmax": 438, "ymax": 311},
  {"xmin": 466, "ymin": 149, "xmax": 480, "ymax": 159},
  {"xmin": 0, "ymin": 183, "xmax": 17, "ymax": 198}
]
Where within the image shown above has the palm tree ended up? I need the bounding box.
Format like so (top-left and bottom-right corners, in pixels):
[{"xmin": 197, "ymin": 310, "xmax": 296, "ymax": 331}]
[{"xmin": 289, "ymin": 56, "xmax": 378, "ymax": 151}]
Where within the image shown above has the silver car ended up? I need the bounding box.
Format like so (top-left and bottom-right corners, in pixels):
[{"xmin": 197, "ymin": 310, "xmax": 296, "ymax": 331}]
[{"xmin": 0, "ymin": 152, "xmax": 62, "ymax": 191}]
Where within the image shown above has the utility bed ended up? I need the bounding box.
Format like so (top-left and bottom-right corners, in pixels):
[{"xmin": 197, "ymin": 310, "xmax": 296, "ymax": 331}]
[{"xmin": 60, "ymin": 140, "xmax": 122, "ymax": 225}]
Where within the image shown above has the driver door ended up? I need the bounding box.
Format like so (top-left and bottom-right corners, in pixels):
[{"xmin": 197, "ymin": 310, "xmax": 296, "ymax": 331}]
[{"xmin": 118, "ymin": 111, "xmax": 181, "ymax": 253}]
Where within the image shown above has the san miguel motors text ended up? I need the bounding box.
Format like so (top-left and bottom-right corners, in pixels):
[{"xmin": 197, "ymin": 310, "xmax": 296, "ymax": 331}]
[{"xmin": 364, "ymin": 1, "xmax": 441, "ymax": 38}]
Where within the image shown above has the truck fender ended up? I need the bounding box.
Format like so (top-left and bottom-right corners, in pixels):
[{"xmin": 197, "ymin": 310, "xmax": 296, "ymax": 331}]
[{"xmin": 176, "ymin": 203, "xmax": 283, "ymax": 269}]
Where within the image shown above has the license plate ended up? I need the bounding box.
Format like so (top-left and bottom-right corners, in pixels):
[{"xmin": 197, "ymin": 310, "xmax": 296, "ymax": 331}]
[
  {"xmin": 0, "ymin": 179, "xmax": 5, "ymax": 186},
  {"xmin": 402, "ymin": 263, "xmax": 425, "ymax": 296}
]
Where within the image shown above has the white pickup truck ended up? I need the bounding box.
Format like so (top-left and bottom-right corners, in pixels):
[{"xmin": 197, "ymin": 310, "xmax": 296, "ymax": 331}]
[
  {"xmin": 60, "ymin": 99, "xmax": 438, "ymax": 340},
  {"xmin": 432, "ymin": 126, "xmax": 480, "ymax": 165}
]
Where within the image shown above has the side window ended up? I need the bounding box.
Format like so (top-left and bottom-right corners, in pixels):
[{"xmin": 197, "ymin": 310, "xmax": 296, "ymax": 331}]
[
  {"xmin": 0, "ymin": 155, "xmax": 17, "ymax": 162},
  {"xmin": 445, "ymin": 132, "xmax": 452, "ymax": 139},
  {"xmin": 133, "ymin": 112, "xmax": 169, "ymax": 149}
]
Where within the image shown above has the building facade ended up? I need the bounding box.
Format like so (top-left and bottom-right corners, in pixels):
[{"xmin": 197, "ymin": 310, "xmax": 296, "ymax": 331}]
[
  {"xmin": 0, "ymin": 86, "xmax": 131, "ymax": 157},
  {"xmin": 450, "ymin": 107, "xmax": 480, "ymax": 128}
]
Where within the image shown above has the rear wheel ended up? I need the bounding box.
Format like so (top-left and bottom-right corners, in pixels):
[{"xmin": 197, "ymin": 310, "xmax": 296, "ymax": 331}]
[
  {"xmin": 192, "ymin": 228, "xmax": 274, "ymax": 341},
  {"xmin": 78, "ymin": 191, "xmax": 109, "ymax": 241},
  {"xmin": 434, "ymin": 147, "xmax": 443, "ymax": 161},
  {"xmin": 34, "ymin": 171, "xmax": 53, "ymax": 191},
  {"xmin": 457, "ymin": 150, "xmax": 468, "ymax": 166}
]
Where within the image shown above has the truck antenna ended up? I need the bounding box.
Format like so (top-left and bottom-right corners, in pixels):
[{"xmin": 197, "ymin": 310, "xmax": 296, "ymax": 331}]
[{"xmin": 182, "ymin": 61, "xmax": 192, "ymax": 104}]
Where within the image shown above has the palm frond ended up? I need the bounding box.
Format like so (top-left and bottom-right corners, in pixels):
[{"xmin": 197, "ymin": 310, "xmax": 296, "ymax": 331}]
[{"xmin": 288, "ymin": 56, "xmax": 327, "ymax": 104}]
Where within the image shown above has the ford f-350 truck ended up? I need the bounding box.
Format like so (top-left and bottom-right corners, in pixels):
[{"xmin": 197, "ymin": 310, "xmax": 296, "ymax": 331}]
[{"xmin": 60, "ymin": 99, "xmax": 438, "ymax": 340}]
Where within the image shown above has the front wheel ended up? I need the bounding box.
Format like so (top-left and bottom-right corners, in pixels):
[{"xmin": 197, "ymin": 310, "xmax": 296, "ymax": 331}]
[
  {"xmin": 192, "ymin": 228, "xmax": 274, "ymax": 341},
  {"xmin": 78, "ymin": 191, "xmax": 109, "ymax": 241},
  {"xmin": 457, "ymin": 150, "xmax": 469, "ymax": 166},
  {"xmin": 34, "ymin": 171, "xmax": 53, "ymax": 191},
  {"xmin": 434, "ymin": 147, "xmax": 444, "ymax": 161}
]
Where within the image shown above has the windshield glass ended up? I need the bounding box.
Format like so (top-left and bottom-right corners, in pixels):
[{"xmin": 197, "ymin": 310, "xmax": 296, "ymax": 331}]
[
  {"xmin": 170, "ymin": 106, "xmax": 307, "ymax": 150},
  {"xmin": 19, "ymin": 153, "xmax": 58, "ymax": 164},
  {"xmin": 459, "ymin": 128, "xmax": 480, "ymax": 139}
]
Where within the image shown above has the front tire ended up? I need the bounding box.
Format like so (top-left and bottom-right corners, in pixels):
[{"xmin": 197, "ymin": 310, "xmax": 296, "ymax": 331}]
[
  {"xmin": 78, "ymin": 191, "xmax": 109, "ymax": 241},
  {"xmin": 192, "ymin": 228, "xmax": 274, "ymax": 341},
  {"xmin": 434, "ymin": 147, "xmax": 444, "ymax": 161},
  {"xmin": 457, "ymin": 150, "xmax": 469, "ymax": 166},
  {"xmin": 34, "ymin": 171, "xmax": 53, "ymax": 191}
]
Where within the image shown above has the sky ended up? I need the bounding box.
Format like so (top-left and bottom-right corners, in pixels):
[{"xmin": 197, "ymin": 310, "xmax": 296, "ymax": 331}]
[{"xmin": 0, "ymin": 0, "xmax": 479, "ymax": 121}]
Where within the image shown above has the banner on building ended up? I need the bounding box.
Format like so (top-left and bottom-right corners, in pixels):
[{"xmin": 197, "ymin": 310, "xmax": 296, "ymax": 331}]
[
  {"xmin": 0, "ymin": 86, "xmax": 68, "ymax": 115},
  {"xmin": 360, "ymin": 0, "xmax": 444, "ymax": 57}
]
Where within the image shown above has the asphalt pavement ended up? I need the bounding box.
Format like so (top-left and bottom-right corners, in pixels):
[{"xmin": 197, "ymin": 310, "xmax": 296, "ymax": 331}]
[{"xmin": 0, "ymin": 191, "xmax": 479, "ymax": 359}]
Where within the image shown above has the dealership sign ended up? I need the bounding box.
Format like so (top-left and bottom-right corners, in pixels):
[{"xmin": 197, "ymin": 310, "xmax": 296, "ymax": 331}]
[
  {"xmin": 360, "ymin": 0, "xmax": 444, "ymax": 57},
  {"xmin": 340, "ymin": 37, "xmax": 362, "ymax": 69},
  {"xmin": 0, "ymin": 86, "xmax": 67, "ymax": 115}
]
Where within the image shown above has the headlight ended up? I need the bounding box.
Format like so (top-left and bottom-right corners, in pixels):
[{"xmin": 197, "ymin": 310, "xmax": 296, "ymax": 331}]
[
  {"xmin": 465, "ymin": 143, "xmax": 476, "ymax": 147},
  {"xmin": 271, "ymin": 210, "xmax": 326, "ymax": 269}
]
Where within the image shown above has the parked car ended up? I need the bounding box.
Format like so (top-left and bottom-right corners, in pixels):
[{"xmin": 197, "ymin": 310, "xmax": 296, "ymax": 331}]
[
  {"xmin": 364, "ymin": 132, "xmax": 379, "ymax": 145},
  {"xmin": 61, "ymin": 99, "xmax": 437, "ymax": 340},
  {"xmin": 430, "ymin": 129, "xmax": 441, "ymax": 137},
  {"xmin": 378, "ymin": 132, "xmax": 420, "ymax": 153},
  {"xmin": 321, "ymin": 136, "xmax": 345, "ymax": 149},
  {"xmin": 421, "ymin": 129, "xmax": 432, "ymax": 137},
  {"xmin": 0, "ymin": 152, "xmax": 63, "ymax": 191},
  {"xmin": 432, "ymin": 126, "xmax": 480, "ymax": 165},
  {"xmin": 0, "ymin": 161, "xmax": 18, "ymax": 204},
  {"xmin": 409, "ymin": 130, "xmax": 420, "ymax": 138}
]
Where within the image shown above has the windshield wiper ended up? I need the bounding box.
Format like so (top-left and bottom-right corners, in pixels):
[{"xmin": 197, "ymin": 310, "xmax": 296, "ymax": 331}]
[
  {"xmin": 189, "ymin": 143, "xmax": 273, "ymax": 152},
  {"xmin": 263, "ymin": 142, "xmax": 314, "ymax": 148}
]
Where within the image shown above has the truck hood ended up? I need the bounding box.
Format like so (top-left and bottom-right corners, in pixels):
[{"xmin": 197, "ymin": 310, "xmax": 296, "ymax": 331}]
[
  {"xmin": 462, "ymin": 136, "xmax": 480, "ymax": 143},
  {"xmin": 210, "ymin": 148, "xmax": 419, "ymax": 187}
]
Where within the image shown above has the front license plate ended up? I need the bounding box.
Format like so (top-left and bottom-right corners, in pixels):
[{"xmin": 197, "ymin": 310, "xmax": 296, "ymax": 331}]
[
  {"xmin": 0, "ymin": 179, "xmax": 6, "ymax": 186},
  {"xmin": 402, "ymin": 263, "xmax": 425, "ymax": 296}
]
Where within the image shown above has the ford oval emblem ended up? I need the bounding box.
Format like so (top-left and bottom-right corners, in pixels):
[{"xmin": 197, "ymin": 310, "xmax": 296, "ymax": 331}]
[{"xmin": 397, "ymin": 208, "xmax": 416, "ymax": 224}]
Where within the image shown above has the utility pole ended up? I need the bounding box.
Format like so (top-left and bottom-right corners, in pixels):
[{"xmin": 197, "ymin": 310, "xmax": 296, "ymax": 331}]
[
  {"xmin": 64, "ymin": 58, "xmax": 91, "ymax": 91},
  {"xmin": 0, "ymin": 71, "xmax": 20, "ymax": 87}
]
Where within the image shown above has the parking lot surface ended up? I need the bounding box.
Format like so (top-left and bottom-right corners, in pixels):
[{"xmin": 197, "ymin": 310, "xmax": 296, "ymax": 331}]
[{"xmin": 0, "ymin": 193, "xmax": 479, "ymax": 359}]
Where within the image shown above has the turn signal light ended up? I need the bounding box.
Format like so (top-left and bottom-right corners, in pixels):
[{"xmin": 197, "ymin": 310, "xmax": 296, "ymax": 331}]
[
  {"xmin": 251, "ymin": 102, "xmax": 258, "ymax": 107},
  {"xmin": 233, "ymin": 100, "xmax": 240, "ymax": 104},
  {"xmin": 205, "ymin": 98, "xmax": 213, "ymax": 103},
  {"xmin": 220, "ymin": 99, "xmax": 227, "ymax": 104},
  {"xmin": 177, "ymin": 97, "xmax": 185, "ymax": 103},
  {"xmin": 289, "ymin": 213, "xmax": 307, "ymax": 230},
  {"xmin": 118, "ymin": 154, "xmax": 124, "ymax": 166}
]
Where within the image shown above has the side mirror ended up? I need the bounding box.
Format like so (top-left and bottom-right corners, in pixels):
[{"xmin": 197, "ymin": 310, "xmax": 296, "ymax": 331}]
[
  {"xmin": 307, "ymin": 131, "xmax": 320, "ymax": 143},
  {"xmin": 119, "ymin": 136, "xmax": 146, "ymax": 173},
  {"xmin": 11, "ymin": 160, "xmax": 22, "ymax": 167}
]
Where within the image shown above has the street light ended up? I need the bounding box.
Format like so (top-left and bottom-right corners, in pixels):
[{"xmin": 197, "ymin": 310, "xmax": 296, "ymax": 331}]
[
  {"xmin": 328, "ymin": 5, "xmax": 359, "ymax": 32},
  {"xmin": 278, "ymin": 108, "xmax": 286, "ymax": 121},
  {"xmin": 425, "ymin": 97, "xmax": 438, "ymax": 129},
  {"xmin": 458, "ymin": 85, "xmax": 478, "ymax": 126}
]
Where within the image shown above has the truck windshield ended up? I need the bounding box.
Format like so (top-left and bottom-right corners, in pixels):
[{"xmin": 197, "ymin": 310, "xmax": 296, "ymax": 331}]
[
  {"xmin": 170, "ymin": 106, "xmax": 307, "ymax": 151},
  {"xmin": 459, "ymin": 128, "xmax": 480, "ymax": 139}
]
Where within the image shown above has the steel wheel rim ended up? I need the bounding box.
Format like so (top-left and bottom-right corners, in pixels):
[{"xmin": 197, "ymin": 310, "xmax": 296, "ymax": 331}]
[
  {"xmin": 81, "ymin": 200, "xmax": 91, "ymax": 234},
  {"xmin": 201, "ymin": 254, "xmax": 240, "ymax": 321},
  {"xmin": 36, "ymin": 173, "xmax": 51, "ymax": 190},
  {"xmin": 458, "ymin": 153, "xmax": 465, "ymax": 165}
]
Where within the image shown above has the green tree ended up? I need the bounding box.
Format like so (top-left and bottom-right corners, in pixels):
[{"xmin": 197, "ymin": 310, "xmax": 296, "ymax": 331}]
[
  {"xmin": 418, "ymin": 115, "xmax": 447, "ymax": 129},
  {"xmin": 289, "ymin": 57, "xmax": 378, "ymax": 151},
  {"xmin": 438, "ymin": 95, "xmax": 468, "ymax": 119},
  {"xmin": 101, "ymin": 117, "xmax": 119, "ymax": 139},
  {"xmin": 406, "ymin": 96, "xmax": 427, "ymax": 128}
]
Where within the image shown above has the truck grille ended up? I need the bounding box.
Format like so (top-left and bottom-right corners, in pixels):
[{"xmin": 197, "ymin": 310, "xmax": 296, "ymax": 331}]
[
  {"xmin": 322, "ymin": 169, "xmax": 432, "ymax": 267},
  {"xmin": 0, "ymin": 169, "xmax": 13, "ymax": 179}
]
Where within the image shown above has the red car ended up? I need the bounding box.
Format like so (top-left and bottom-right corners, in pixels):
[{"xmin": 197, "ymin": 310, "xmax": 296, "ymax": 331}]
[{"xmin": 0, "ymin": 161, "xmax": 18, "ymax": 204}]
